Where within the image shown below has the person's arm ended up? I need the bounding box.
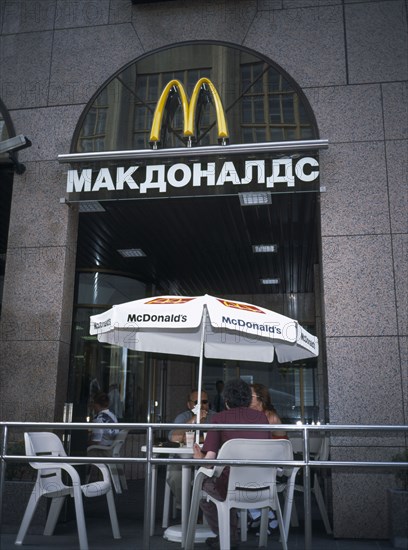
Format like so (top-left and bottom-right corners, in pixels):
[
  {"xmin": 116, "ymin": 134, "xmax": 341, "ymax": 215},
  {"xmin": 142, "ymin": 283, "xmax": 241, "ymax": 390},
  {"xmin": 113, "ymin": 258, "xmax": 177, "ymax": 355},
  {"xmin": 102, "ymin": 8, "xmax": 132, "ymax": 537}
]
[
  {"xmin": 193, "ymin": 443, "xmax": 216, "ymax": 460},
  {"xmin": 88, "ymin": 415, "xmax": 103, "ymax": 445},
  {"xmin": 170, "ymin": 415, "xmax": 196, "ymax": 442},
  {"xmin": 170, "ymin": 408, "xmax": 210, "ymax": 443},
  {"xmin": 268, "ymin": 410, "xmax": 286, "ymax": 437}
]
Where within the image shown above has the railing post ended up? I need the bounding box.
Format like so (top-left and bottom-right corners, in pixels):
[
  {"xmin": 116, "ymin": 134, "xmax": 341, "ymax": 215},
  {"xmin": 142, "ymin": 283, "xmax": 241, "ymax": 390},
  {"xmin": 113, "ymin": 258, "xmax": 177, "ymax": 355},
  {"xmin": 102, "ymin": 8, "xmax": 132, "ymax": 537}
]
[
  {"xmin": 143, "ymin": 425, "xmax": 154, "ymax": 549},
  {"xmin": 303, "ymin": 426, "xmax": 312, "ymax": 550},
  {"xmin": 0, "ymin": 424, "xmax": 8, "ymax": 530}
]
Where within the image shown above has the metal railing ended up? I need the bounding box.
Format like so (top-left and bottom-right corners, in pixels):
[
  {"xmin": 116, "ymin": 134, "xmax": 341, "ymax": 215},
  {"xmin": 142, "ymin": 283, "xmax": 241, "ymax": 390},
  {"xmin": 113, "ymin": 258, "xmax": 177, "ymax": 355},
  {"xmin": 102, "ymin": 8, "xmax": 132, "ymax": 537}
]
[{"xmin": 1, "ymin": 421, "xmax": 407, "ymax": 550}]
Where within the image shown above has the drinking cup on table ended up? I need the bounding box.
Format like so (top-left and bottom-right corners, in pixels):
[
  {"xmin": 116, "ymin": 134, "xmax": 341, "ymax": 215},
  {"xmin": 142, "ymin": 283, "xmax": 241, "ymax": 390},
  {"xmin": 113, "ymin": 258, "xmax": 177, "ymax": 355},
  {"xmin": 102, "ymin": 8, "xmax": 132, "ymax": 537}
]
[{"xmin": 185, "ymin": 431, "xmax": 194, "ymax": 448}]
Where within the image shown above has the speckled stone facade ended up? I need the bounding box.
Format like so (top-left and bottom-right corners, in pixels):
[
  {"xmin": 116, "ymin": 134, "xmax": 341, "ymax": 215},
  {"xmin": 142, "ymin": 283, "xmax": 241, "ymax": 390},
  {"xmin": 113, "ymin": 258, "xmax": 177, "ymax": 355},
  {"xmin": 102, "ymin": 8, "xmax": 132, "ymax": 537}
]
[{"xmin": 0, "ymin": 0, "xmax": 406, "ymax": 540}]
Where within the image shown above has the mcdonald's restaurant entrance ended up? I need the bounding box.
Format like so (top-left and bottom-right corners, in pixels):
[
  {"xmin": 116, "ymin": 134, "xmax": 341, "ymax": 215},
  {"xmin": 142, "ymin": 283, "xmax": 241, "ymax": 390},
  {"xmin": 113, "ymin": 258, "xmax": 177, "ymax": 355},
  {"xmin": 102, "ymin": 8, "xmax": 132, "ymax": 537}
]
[{"xmin": 65, "ymin": 42, "xmax": 326, "ymax": 437}]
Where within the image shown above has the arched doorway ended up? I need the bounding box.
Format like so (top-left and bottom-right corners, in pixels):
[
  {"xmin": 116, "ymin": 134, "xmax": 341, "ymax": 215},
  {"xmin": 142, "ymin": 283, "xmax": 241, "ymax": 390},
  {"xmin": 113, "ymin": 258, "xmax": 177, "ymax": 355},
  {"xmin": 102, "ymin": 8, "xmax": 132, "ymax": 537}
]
[{"xmin": 66, "ymin": 41, "xmax": 326, "ymax": 437}]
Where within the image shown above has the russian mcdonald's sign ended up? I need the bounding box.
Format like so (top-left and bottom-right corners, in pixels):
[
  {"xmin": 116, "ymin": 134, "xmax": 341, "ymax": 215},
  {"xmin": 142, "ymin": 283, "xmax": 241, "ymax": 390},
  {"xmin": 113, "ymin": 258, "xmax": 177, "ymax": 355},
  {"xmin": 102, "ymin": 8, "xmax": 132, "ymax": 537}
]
[
  {"xmin": 61, "ymin": 77, "xmax": 328, "ymax": 200},
  {"xmin": 149, "ymin": 78, "xmax": 229, "ymax": 145}
]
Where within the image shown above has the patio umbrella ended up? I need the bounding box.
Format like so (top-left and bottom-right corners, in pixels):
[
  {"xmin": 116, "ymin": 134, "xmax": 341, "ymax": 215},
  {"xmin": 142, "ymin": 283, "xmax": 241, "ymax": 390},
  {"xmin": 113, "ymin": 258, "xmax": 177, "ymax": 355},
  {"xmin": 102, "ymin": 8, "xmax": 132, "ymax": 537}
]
[{"xmin": 90, "ymin": 294, "xmax": 318, "ymax": 437}]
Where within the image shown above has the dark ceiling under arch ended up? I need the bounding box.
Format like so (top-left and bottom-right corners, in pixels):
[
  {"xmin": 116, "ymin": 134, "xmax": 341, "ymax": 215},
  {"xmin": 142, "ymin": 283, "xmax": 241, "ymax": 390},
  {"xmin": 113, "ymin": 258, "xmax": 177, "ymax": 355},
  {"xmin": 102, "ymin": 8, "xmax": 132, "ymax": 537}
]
[{"xmin": 75, "ymin": 190, "xmax": 320, "ymax": 298}]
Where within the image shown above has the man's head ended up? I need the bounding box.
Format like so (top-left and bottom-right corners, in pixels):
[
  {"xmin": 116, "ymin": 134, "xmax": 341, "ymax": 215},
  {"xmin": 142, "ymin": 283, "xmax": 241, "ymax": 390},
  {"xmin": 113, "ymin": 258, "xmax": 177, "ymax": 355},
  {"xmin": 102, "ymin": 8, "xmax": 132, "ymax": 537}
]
[
  {"xmin": 223, "ymin": 378, "xmax": 251, "ymax": 409},
  {"xmin": 187, "ymin": 389, "xmax": 209, "ymax": 411},
  {"xmin": 93, "ymin": 392, "xmax": 110, "ymax": 412}
]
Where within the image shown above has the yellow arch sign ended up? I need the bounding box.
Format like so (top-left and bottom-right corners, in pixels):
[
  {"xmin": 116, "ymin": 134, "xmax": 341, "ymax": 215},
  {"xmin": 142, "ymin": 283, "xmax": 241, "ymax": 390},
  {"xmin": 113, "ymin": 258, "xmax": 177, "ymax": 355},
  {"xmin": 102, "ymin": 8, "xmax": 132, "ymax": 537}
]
[{"xmin": 149, "ymin": 77, "xmax": 229, "ymax": 144}]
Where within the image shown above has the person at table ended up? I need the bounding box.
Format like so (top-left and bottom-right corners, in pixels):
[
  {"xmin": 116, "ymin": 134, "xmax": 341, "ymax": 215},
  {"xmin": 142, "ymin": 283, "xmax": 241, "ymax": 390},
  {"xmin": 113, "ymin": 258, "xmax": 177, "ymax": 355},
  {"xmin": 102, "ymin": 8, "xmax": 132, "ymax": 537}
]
[
  {"xmin": 87, "ymin": 391, "xmax": 119, "ymax": 451},
  {"xmin": 250, "ymin": 383, "xmax": 287, "ymax": 439},
  {"xmin": 86, "ymin": 392, "xmax": 119, "ymax": 481},
  {"xmin": 192, "ymin": 378, "xmax": 271, "ymax": 550},
  {"xmin": 167, "ymin": 389, "xmax": 215, "ymax": 509},
  {"xmin": 169, "ymin": 388, "xmax": 215, "ymax": 444}
]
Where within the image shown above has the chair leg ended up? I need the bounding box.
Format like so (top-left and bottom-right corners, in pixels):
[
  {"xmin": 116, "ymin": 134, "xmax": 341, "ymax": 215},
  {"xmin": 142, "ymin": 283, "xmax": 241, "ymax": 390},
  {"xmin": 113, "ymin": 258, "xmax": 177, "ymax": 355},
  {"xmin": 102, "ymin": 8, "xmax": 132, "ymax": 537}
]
[
  {"xmin": 185, "ymin": 472, "xmax": 205, "ymax": 550},
  {"xmin": 15, "ymin": 483, "xmax": 40, "ymax": 545},
  {"xmin": 216, "ymin": 504, "xmax": 230, "ymax": 550},
  {"xmin": 290, "ymin": 500, "xmax": 300, "ymax": 527},
  {"xmin": 258, "ymin": 508, "xmax": 269, "ymax": 548},
  {"xmin": 118, "ymin": 464, "xmax": 128, "ymax": 490},
  {"xmin": 72, "ymin": 486, "xmax": 89, "ymax": 550},
  {"xmin": 282, "ymin": 474, "xmax": 297, "ymax": 541},
  {"xmin": 162, "ymin": 476, "xmax": 172, "ymax": 528},
  {"xmin": 240, "ymin": 510, "xmax": 247, "ymax": 542},
  {"xmin": 109, "ymin": 465, "xmax": 123, "ymax": 494},
  {"xmin": 106, "ymin": 488, "xmax": 121, "ymax": 539},
  {"xmin": 274, "ymin": 503, "xmax": 288, "ymax": 550},
  {"xmin": 43, "ymin": 496, "xmax": 66, "ymax": 535},
  {"xmin": 313, "ymin": 477, "xmax": 332, "ymax": 534}
]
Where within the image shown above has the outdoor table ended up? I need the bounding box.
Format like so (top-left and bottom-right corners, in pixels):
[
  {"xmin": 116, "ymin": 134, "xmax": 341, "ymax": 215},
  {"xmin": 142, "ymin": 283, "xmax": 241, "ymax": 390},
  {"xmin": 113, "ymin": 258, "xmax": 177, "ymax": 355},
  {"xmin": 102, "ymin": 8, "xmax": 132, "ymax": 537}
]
[{"xmin": 141, "ymin": 445, "xmax": 213, "ymax": 546}]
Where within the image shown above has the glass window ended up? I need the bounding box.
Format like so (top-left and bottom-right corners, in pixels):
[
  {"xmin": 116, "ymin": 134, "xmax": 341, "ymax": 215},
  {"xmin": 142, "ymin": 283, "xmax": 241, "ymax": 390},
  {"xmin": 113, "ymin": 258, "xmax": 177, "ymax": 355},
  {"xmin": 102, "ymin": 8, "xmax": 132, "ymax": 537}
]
[
  {"xmin": 241, "ymin": 62, "xmax": 313, "ymax": 142},
  {"xmin": 69, "ymin": 272, "xmax": 148, "ymax": 424}
]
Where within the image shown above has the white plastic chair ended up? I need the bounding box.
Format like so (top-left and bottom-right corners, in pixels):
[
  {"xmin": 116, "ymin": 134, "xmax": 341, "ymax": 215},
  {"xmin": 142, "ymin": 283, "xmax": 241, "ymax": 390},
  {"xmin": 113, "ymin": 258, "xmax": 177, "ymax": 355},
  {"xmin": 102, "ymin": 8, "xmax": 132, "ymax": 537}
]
[
  {"xmin": 185, "ymin": 438, "xmax": 298, "ymax": 550},
  {"xmin": 87, "ymin": 429, "xmax": 128, "ymax": 494},
  {"xmin": 288, "ymin": 433, "xmax": 332, "ymax": 534},
  {"xmin": 15, "ymin": 432, "xmax": 121, "ymax": 550}
]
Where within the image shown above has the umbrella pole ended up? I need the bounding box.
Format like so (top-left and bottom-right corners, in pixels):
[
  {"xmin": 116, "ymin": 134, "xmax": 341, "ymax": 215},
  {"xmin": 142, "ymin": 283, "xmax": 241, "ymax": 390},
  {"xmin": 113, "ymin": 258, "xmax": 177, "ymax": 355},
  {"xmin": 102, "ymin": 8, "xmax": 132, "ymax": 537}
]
[
  {"xmin": 195, "ymin": 306, "xmax": 207, "ymax": 444},
  {"xmin": 300, "ymin": 367, "xmax": 305, "ymax": 422}
]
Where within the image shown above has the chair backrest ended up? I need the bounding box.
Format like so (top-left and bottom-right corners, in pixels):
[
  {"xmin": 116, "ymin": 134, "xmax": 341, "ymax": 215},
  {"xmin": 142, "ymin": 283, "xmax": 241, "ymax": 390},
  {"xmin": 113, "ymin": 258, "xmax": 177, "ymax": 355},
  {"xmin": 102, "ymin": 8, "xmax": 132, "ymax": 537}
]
[
  {"xmin": 24, "ymin": 432, "xmax": 68, "ymax": 491},
  {"xmin": 111, "ymin": 430, "xmax": 128, "ymax": 457},
  {"xmin": 288, "ymin": 433, "xmax": 330, "ymax": 460},
  {"xmin": 25, "ymin": 432, "xmax": 67, "ymax": 463},
  {"xmin": 314, "ymin": 435, "xmax": 330, "ymax": 461},
  {"xmin": 215, "ymin": 438, "xmax": 294, "ymax": 506}
]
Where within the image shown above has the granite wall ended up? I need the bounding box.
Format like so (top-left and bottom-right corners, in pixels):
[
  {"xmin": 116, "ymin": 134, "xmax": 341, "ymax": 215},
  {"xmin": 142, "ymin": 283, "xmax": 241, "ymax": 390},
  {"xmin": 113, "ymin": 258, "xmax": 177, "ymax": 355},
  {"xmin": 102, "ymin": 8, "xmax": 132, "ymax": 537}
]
[{"xmin": 0, "ymin": 0, "xmax": 406, "ymax": 539}]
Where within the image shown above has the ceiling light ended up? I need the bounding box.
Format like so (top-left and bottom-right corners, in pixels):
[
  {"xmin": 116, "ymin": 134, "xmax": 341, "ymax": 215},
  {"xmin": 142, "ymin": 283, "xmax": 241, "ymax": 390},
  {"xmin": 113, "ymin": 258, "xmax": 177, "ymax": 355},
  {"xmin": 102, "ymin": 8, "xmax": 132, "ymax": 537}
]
[
  {"xmin": 252, "ymin": 244, "xmax": 278, "ymax": 253},
  {"xmin": 260, "ymin": 278, "xmax": 280, "ymax": 285},
  {"xmin": 117, "ymin": 248, "xmax": 146, "ymax": 258},
  {"xmin": 79, "ymin": 201, "xmax": 106, "ymax": 213},
  {"xmin": 239, "ymin": 192, "xmax": 272, "ymax": 206}
]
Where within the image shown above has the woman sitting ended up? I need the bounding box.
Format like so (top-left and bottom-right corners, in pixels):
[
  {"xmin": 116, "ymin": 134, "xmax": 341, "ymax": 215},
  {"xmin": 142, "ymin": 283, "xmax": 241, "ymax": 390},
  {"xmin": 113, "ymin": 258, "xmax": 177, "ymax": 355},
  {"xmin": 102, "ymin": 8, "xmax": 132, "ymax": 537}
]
[{"xmin": 250, "ymin": 383, "xmax": 287, "ymax": 439}]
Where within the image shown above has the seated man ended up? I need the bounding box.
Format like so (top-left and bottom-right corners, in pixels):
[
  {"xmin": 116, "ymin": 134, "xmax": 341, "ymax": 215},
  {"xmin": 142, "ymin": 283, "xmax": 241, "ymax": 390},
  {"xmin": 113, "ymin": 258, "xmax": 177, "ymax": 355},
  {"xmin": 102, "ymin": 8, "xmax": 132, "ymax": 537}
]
[
  {"xmin": 193, "ymin": 378, "xmax": 271, "ymax": 550},
  {"xmin": 87, "ymin": 392, "xmax": 119, "ymax": 454},
  {"xmin": 167, "ymin": 389, "xmax": 215, "ymax": 509}
]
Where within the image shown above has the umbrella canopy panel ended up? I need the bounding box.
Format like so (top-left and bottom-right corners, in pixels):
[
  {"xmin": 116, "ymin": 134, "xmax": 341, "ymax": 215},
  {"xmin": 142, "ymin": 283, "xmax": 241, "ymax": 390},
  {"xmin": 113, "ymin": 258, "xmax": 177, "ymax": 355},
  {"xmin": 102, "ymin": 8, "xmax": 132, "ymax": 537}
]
[{"xmin": 90, "ymin": 294, "xmax": 318, "ymax": 364}]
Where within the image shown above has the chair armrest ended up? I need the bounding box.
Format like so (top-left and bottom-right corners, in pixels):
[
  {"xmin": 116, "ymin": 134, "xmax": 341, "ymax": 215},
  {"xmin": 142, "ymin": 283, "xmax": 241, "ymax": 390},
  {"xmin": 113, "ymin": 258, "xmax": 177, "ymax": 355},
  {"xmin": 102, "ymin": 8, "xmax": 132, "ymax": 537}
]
[
  {"xmin": 90, "ymin": 463, "xmax": 111, "ymax": 483},
  {"xmin": 196, "ymin": 466, "xmax": 217, "ymax": 479},
  {"xmin": 87, "ymin": 444, "xmax": 113, "ymax": 452},
  {"xmin": 30, "ymin": 460, "xmax": 81, "ymax": 479},
  {"xmin": 58, "ymin": 463, "xmax": 82, "ymax": 484}
]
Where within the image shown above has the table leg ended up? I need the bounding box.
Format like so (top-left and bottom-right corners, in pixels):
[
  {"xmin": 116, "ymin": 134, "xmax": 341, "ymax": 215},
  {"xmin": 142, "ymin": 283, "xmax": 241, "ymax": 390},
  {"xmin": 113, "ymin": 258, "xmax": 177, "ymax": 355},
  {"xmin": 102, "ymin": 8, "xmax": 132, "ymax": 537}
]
[
  {"xmin": 181, "ymin": 464, "xmax": 192, "ymax": 547},
  {"xmin": 150, "ymin": 462, "xmax": 157, "ymax": 536}
]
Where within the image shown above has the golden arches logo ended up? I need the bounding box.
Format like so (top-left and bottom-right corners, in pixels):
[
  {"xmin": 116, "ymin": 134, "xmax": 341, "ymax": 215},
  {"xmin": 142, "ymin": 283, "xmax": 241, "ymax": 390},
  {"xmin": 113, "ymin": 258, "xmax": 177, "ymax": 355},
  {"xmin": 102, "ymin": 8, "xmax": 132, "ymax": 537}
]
[
  {"xmin": 216, "ymin": 299, "xmax": 266, "ymax": 314},
  {"xmin": 146, "ymin": 297, "xmax": 194, "ymax": 305},
  {"xmin": 149, "ymin": 78, "xmax": 229, "ymax": 144}
]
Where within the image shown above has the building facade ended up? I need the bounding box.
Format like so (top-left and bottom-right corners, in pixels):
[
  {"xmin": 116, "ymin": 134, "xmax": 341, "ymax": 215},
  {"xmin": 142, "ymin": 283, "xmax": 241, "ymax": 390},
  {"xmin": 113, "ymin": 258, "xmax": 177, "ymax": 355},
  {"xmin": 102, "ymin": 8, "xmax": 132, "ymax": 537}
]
[{"xmin": 0, "ymin": 0, "xmax": 407, "ymax": 540}]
